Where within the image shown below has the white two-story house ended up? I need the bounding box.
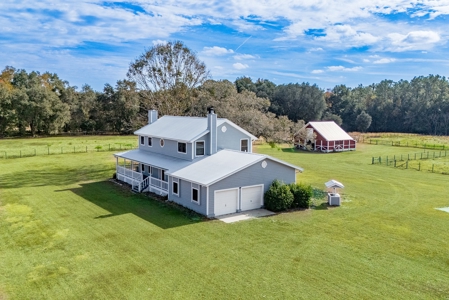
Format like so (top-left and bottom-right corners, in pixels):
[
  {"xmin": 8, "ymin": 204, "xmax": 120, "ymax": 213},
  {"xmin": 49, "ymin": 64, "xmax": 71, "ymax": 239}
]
[{"xmin": 114, "ymin": 108, "xmax": 303, "ymax": 217}]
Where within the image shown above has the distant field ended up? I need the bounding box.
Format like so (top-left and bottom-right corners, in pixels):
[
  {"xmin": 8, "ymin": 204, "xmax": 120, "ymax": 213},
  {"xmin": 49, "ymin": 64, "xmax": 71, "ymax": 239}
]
[
  {"xmin": 0, "ymin": 136, "xmax": 137, "ymax": 158},
  {"xmin": 1, "ymin": 136, "xmax": 449, "ymax": 299},
  {"xmin": 352, "ymin": 132, "xmax": 449, "ymax": 150}
]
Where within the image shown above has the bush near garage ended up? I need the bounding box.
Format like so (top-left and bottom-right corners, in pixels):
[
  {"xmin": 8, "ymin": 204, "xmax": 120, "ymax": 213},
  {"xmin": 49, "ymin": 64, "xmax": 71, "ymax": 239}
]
[
  {"xmin": 264, "ymin": 180, "xmax": 294, "ymax": 212},
  {"xmin": 289, "ymin": 183, "xmax": 313, "ymax": 209}
]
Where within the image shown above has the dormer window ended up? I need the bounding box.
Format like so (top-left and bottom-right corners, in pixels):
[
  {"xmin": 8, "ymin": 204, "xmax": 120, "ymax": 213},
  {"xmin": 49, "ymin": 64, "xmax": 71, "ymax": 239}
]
[
  {"xmin": 241, "ymin": 139, "xmax": 248, "ymax": 152},
  {"xmin": 178, "ymin": 142, "xmax": 186, "ymax": 153}
]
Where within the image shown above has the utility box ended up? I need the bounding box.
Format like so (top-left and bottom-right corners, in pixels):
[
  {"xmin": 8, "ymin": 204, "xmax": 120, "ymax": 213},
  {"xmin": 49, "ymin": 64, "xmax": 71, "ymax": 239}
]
[{"xmin": 328, "ymin": 193, "xmax": 341, "ymax": 206}]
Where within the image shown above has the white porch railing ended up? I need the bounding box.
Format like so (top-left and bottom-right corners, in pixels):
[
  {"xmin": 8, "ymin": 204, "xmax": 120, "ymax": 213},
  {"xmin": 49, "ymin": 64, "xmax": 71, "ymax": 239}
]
[{"xmin": 116, "ymin": 165, "xmax": 168, "ymax": 195}]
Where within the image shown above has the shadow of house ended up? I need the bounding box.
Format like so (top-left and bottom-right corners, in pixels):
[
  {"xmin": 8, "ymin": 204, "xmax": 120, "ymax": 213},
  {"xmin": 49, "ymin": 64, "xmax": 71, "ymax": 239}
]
[{"xmin": 57, "ymin": 181, "xmax": 199, "ymax": 230}]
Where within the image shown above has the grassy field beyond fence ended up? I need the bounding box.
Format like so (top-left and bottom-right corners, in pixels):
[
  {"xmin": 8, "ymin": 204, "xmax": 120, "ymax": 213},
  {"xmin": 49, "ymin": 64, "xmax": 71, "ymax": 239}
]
[{"xmin": 0, "ymin": 136, "xmax": 137, "ymax": 159}]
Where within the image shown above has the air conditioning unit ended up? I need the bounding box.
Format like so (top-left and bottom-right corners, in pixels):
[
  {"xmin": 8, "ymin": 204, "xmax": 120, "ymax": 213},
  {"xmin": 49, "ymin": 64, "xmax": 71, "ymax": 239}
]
[{"xmin": 328, "ymin": 193, "xmax": 341, "ymax": 206}]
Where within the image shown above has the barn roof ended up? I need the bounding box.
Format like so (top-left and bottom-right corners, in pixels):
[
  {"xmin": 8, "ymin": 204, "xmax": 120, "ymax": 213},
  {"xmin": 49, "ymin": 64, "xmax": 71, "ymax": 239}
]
[{"xmin": 307, "ymin": 121, "xmax": 354, "ymax": 141}]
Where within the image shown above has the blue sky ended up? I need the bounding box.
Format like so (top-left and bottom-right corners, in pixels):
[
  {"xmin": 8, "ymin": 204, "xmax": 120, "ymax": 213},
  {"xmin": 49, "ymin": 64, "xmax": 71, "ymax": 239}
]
[{"xmin": 1, "ymin": 0, "xmax": 448, "ymax": 91}]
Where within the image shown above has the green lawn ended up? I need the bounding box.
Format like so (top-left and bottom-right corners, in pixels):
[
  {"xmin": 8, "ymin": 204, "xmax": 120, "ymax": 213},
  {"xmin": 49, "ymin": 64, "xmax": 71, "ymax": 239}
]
[{"xmin": 1, "ymin": 138, "xmax": 449, "ymax": 299}]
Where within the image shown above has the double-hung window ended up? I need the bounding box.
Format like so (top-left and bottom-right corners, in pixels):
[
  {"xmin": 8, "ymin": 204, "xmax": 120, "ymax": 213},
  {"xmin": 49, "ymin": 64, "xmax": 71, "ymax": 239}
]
[
  {"xmin": 148, "ymin": 137, "xmax": 152, "ymax": 147},
  {"xmin": 241, "ymin": 139, "xmax": 249, "ymax": 152},
  {"xmin": 140, "ymin": 136, "xmax": 145, "ymax": 145},
  {"xmin": 196, "ymin": 141, "xmax": 204, "ymax": 156},
  {"xmin": 191, "ymin": 183, "xmax": 200, "ymax": 204},
  {"xmin": 178, "ymin": 142, "xmax": 187, "ymax": 153},
  {"xmin": 172, "ymin": 178, "xmax": 179, "ymax": 196}
]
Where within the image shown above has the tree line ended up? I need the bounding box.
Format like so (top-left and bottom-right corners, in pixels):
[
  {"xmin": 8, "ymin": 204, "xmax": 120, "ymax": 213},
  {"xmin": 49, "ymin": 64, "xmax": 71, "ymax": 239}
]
[{"xmin": 1, "ymin": 41, "xmax": 449, "ymax": 140}]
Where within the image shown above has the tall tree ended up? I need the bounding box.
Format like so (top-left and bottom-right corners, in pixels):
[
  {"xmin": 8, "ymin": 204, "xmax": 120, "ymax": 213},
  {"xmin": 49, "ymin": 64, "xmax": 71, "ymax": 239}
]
[
  {"xmin": 271, "ymin": 83, "xmax": 326, "ymax": 122},
  {"xmin": 127, "ymin": 41, "xmax": 209, "ymax": 116}
]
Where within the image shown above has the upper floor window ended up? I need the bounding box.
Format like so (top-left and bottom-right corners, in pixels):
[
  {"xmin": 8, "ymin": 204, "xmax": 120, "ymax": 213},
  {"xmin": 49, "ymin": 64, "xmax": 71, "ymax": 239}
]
[
  {"xmin": 148, "ymin": 137, "xmax": 152, "ymax": 147},
  {"xmin": 241, "ymin": 139, "xmax": 249, "ymax": 152},
  {"xmin": 160, "ymin": 139, "xmax": 165, "ymax": 147},
  {"xmin": 196, "ymin": 141, "xmax": 204, "ymax": 156},
  {"xmin": 178, "ymin": 142, "xmax": 187, "ymax": 153},
  {"xmin": 140, "ymin": 136, "xmax": 144, "ymax": 145}
]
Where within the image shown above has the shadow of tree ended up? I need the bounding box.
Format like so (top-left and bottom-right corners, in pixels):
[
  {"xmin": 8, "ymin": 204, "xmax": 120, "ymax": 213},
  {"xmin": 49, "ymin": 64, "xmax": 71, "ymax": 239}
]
[
  {"xmin": 58, "ymin": 181, "xmax": 197, "ymax": 229},
  {"xmin": 0, "ymin": 165, "xmax": 113, "ymax": 189}
]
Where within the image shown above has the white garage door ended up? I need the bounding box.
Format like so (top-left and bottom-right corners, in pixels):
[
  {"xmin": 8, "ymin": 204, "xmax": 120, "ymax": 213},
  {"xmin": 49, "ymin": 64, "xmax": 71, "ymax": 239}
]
[
  {"xmin": 241, "ymin": 185, "xmax": 263, "ymax": 211},
  {"xmin": 214, "ymin": 188, "xmax": 238, "ymax": 216}
]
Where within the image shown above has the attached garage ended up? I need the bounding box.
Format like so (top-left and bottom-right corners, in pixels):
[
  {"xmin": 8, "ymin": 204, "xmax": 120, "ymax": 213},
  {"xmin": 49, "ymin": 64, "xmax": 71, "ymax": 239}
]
[
  {"xmin": 214, "ymin": 188, "xmax": 238, "ymax": 216},
  {"xmin": 241, "ymin": 185, "xmax": 263, "ymax": 211},
  {"xmin": 168, "ymin": 149, "xmax": 303, "ymax": 218}
]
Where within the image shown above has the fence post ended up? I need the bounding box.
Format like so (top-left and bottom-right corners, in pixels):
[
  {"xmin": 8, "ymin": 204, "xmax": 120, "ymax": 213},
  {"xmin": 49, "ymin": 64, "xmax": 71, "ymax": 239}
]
[
  {"xmin": 379, "ymin": 156, "xmax": 381, "ymax": 164},
  {"xmin": 418, "ymin": 162, "xmax": 421, "ymax": 171},
  {"xmin": 432, "ymin": 164, "xmax": 434, "ymax": 173},
  {"xmin": 372, "ymin": 157, "xmax": 374, "ymax": 164},
  {"xmin": 406, "ymin": 160, "xmax": 408, "ymax": 169},
  {"xmin": 408, "ymin": 154, "xmax": 409, "ymax": 160}
]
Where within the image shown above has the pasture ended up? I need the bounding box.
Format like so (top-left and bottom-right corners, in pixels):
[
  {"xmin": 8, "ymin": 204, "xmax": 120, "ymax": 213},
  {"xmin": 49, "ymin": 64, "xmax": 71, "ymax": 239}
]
[{"xmin": 1, "ymin": 137, "xmax": 449, "ymax": 299}]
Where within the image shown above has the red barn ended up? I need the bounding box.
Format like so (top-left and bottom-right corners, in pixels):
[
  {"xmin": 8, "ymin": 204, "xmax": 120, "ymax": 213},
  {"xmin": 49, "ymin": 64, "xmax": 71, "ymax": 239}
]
[{"xmin": 295, "ymin": 121, "xmax": 356, "ymax": 152}]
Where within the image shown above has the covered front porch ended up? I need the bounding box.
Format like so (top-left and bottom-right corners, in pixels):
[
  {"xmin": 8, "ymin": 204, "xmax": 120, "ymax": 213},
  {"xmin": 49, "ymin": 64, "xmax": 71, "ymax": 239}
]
[{"xmin": 115, "ymin": 157, "xmax": 168, "ymax": 195}]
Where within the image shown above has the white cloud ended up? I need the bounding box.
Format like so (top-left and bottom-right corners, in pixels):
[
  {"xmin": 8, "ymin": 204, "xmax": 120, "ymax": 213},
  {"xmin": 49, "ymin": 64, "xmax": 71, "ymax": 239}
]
[
  {"xmin": 373, "ymin": 58, "xmax": 396, "ymax": 64},
  {"xmin": 387, "ymin": 30, "xmax": 441, "ymax": 51},
  {"xmin": 233, "ymin": 63, "xmax": 249, "ymax": 70},
  {"xmin": 311, "ymin": 70, "xmax": 324, "ymax": 74},
  {"xmin": 233, "ymin": 54, "xmax": 257, "ymax": 60},
  {"xmin": 317, "ymin": 24, "xmax": 379, "ymax": 48},
  {"xmin": 363, "ymin": 59, "xmax": 370, "ymax": 63},
  {"xmin": 327, "ymin": 66, "xmax": 362, "ymax": 72},
  {"xmin": 202, "ymin": 46, "xmax": 234, "ymax": 56},
  {"xmin": 152, "ymin": 39, "xmax": 168, "ymax": 45}
]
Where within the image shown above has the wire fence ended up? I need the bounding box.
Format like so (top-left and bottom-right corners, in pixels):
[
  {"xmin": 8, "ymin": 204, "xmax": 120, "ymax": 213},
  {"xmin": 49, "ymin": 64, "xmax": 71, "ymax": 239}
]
[
  {"xmin": 0, "ymin": 143, "xmax": 137, "ymax": 159},
  {"xmin": 371, "ymin": 150, "xmax": 449, "ymax": 175}
]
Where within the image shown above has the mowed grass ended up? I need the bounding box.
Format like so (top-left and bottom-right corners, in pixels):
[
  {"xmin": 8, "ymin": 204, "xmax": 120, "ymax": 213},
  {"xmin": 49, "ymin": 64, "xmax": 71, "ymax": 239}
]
[
  {"xmin": 0, "ymin": 136, "xmax": 137, "ymax": 158},
  {"xmin": 1, "ymin": 138, "xmax": 449, "ymax": 299}
]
